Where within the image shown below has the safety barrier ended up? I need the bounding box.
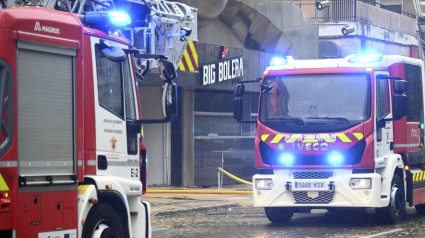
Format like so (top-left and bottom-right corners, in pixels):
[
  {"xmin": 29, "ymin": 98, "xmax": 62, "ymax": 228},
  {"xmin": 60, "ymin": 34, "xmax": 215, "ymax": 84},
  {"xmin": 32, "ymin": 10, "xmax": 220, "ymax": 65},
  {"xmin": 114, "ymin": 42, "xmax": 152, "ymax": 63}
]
[
  {"xmin": 217, "ymin": 167, "xmax": 253, "ymax": 189},
  {"xmin": 145, "ymin": 167, "xmax": 253, "ymax": 194}
]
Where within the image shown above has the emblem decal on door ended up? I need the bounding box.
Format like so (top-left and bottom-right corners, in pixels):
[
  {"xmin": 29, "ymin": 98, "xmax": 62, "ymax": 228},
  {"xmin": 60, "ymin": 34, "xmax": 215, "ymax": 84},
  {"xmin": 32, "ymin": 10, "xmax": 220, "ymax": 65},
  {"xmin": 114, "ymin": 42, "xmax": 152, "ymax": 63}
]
[{"xmin": 110, "ymin": 137, "xmax": 117, "ymax": 151}]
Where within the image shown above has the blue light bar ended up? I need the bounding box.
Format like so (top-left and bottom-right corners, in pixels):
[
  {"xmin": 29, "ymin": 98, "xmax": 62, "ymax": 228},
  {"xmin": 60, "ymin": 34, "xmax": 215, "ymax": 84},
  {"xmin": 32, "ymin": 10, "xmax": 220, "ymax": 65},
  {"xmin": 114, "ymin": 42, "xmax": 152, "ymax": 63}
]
[
  {"xmin": 84, "ymin": 11, "xmax": 131, "ymax": 31},
  {"xmin": 328, "ymin": 151, "xmax": 343, "ymax": 165},
  {"xmin": 108, "ymin": 11, "xmax": 131, "ymax": 26},
  {"xmin": 280, "ymin": 153, "xmax": 294, "ymax": 165},
  {"xmin": 349, "ymin": 54, "xmax": 382, "ymax": 63},
  {"xmin": 270, "ymin": 57, "xmax": 287, "ymax": 66}
]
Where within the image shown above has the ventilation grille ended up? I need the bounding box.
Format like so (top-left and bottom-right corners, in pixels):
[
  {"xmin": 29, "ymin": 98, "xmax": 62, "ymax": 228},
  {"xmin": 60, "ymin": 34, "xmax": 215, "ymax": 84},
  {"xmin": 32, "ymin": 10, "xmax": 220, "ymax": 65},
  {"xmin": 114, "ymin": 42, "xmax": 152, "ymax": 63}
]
[
  {"xmin": 293, "ymin": 171, "xmax": 333, "ymax": 179},
  {"xmin": 293, "ymin": 191, "xmax": 334, "ymax": 204}
]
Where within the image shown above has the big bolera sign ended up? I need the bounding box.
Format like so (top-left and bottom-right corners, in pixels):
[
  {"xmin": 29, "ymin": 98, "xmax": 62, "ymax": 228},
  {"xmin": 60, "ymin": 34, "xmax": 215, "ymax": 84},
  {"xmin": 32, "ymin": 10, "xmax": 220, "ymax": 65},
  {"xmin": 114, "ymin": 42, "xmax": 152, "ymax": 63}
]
[{"xmin": 202, "ymin": 56, "xmax": 244, "ymax": 86}]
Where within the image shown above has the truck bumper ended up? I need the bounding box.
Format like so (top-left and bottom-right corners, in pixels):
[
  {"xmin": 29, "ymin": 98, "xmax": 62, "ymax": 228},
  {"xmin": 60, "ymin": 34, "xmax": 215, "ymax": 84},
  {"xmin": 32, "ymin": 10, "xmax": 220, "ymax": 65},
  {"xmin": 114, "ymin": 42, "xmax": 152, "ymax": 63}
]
[{"xmin": 253, "ymin": 170, "xmax": 382, "ymax": 208}]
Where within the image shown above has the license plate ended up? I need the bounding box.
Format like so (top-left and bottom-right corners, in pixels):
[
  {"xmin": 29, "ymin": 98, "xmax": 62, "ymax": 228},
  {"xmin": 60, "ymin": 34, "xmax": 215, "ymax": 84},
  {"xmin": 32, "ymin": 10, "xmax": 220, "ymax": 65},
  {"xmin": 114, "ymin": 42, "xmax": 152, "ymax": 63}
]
[{"xmin": 292, "ymin": 181, "xmax": 327, "ymax": 191}]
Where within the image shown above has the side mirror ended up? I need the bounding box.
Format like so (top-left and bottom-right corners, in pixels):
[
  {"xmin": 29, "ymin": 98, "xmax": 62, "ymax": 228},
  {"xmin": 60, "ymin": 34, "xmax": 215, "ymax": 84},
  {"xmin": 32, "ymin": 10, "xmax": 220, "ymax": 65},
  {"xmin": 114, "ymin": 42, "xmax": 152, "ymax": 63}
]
[
  {"xmin": 233, "ymin": 83, "xmax": 245, "ymax": 122},
  {"xmin": 159, "ymin": 60, "xmax": 177, "ymax": 82},
  {"xmin": 393, "ymin": 94, "xmax": 407, "ymax": 120},
  {"xmin": 234, "ymin": 83, "xmax": 245, "ymax": 97},
  {"xmin": 162, "ymin": 82, "xmax": 177, "ymax": 120},
  {"xmin": 233, "ymin": 98, "xmax": 243, "ymax": 122},
  {"xmin": 393, "ymin": 80, "xmax": 407, "ymax": 94},
  {"xmin": 101, "ymin": 46, "xmax": 127, "ymax": 62}
]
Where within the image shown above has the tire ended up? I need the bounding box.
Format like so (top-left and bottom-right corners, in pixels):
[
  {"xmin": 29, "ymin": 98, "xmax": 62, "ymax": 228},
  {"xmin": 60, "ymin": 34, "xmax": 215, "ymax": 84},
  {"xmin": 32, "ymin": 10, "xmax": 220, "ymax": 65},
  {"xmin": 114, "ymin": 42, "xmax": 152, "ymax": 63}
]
[
  {"xmin": 83, "ymin": 202, "xmax": 127, "ymax": 238},
  {"xmin": 415, "ymin": 203, "xmax": 425, "ymax": 214},
  {"xmin": 264, "ymin": 207, "xmax": 293, "ymax": 224},
  {"xmin": 376, "ymin": 174, "xmax": 405, "ymax": 224}
]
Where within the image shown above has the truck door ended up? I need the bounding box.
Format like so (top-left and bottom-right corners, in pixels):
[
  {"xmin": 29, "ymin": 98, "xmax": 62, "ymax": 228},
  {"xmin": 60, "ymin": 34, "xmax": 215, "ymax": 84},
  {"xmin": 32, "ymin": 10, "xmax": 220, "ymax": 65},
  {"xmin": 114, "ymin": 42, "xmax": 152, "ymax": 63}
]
[
  {"xmin": 91, "ymin": 37, "xmax": 140, "ymax": 180},
  {"xmin": 375, "ymin": 71, "xmax": 393, "ymax": 159}
]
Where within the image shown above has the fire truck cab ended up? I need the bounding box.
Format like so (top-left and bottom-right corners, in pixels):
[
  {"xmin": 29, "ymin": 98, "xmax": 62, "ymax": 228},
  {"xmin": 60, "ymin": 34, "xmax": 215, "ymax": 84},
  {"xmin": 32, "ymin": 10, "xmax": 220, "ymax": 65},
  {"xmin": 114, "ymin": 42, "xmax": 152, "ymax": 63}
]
[
  {"xmin": 234, "ymin": 53, "xmax": 425, "ymax": 224},
  {"xmin": 0, "ymin": 7, "xmax": 176, "ymax": 238}
]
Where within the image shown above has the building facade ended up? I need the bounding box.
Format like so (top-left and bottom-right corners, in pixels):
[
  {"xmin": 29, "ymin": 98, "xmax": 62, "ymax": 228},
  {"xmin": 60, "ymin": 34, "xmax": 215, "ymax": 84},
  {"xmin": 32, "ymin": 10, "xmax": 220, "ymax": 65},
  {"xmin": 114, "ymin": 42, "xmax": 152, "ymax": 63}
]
[{"xmin": 140, "ymin": 0, "xmax": 420, "ymax": 186}]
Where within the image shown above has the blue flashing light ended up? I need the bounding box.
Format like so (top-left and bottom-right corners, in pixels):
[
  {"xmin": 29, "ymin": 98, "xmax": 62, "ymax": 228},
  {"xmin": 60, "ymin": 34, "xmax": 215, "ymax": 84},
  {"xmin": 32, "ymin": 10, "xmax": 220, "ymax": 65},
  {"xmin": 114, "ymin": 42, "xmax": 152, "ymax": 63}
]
[
  {"xmin": 328, "ymin": 151, "xmax": 343, "ymax": 165},
  {"xmin": 270, "ymin": 57, "xmax": 287, "ymax": 66},
  {"xmin": 108, "ymin": 12, "xmax": 131, "ymax": 26},
  {"xmin": 84, "ymin": 11, "xmax": 131, "ymax": 31},
  {"xmin": 280, "ymin": 153, "xmax": 294, "ymax": 165},
  {"xmin": 349, "ymin": 54, "xmax": 382, "ymax": 63}
]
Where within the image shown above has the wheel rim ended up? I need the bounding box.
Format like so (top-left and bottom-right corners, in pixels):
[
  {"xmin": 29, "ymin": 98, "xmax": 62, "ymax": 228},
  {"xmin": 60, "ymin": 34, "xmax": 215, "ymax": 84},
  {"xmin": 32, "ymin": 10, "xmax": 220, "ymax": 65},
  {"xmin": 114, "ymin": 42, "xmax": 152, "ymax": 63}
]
[
  {"xmin": 92, "ymin": 223, "xmax": 108, "ymax": 238},
  {"xmin": 390, "ymin": 184, "xmax": 403, "ymax": 216},
  {"xmin": 92, "ymin": 222, "xmax": 117, "ymax": 238}
]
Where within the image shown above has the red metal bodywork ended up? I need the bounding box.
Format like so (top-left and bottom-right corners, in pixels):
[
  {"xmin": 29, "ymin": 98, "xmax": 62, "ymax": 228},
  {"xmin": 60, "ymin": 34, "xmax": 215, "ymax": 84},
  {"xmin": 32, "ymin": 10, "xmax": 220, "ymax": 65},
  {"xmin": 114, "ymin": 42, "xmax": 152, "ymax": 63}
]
[
  {"xmin": 0, "ymin": 7, "xmax": 82, "ymax": 236},
  {"xmin": 0, "ymin": 7, "xmax": 146, "ymax": 236},
  {"xmin": 255, "ymin": 67, "xmax": 377, "ymax": 170}
]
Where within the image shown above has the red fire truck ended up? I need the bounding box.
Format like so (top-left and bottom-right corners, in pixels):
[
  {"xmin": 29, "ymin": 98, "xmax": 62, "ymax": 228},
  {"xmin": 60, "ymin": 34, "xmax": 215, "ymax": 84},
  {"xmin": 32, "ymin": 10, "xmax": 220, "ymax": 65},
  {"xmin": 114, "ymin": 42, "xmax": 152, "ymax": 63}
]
[
  {"xmin": 0, "ymin": 6, "xmax": 177, "ymax": 238},
  {"xmin": 234, "ymin": 53, "xmax": 425, "ymax": 224}
]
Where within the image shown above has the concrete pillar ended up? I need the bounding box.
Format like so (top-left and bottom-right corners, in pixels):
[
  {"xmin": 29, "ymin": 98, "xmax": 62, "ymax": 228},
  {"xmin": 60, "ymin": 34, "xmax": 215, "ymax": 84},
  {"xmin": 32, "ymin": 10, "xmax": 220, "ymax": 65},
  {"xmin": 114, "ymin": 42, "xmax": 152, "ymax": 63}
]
[{"xmin": 181, "ymin": 88, "xmax": 194, "ymax": 186}]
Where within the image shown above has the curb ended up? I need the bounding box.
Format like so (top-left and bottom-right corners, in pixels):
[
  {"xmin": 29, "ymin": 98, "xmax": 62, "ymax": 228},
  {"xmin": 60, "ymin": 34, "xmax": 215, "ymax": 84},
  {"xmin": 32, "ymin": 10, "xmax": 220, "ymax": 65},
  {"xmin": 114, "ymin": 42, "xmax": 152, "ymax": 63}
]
[{"xmin": 151, "ymin": 202, "xmax": 239, "ymax": 217}]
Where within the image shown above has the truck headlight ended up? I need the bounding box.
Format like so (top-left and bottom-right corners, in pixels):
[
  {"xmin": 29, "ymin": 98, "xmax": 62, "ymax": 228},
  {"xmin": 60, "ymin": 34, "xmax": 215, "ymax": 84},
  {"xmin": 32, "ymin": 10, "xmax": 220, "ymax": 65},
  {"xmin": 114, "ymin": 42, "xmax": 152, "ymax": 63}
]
[
  {"xmin": 255, "ymin": 179, "xmax": 274, "ymax": 190},
  {"xmin": 350, "ymin": 178, "xmax": 371, "ymax": 189}
]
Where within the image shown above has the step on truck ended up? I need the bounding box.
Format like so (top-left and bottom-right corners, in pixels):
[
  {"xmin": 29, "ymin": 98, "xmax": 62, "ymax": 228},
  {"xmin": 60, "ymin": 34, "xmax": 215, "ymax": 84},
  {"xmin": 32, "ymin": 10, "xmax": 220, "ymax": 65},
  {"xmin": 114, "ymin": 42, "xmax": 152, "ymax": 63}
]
[
  {"xmin": 234, "ymin": 54, "xmax": 425, "ymax": 224},
  {"xmin": 0, "ymin": 6, "xmax": 179, "ymax": 238}
]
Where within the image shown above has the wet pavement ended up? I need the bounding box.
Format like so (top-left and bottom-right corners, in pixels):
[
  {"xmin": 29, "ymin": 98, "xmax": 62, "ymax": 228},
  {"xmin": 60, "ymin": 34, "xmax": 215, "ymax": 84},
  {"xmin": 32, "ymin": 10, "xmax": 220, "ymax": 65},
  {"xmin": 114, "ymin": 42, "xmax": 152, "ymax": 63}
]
[
  {"xmin": 143, "ymin": 185, "xmax": 252, "ymax": 216},
  {"xmin": 143, "ymin": 185, "xmax": 425, "ymax": 238}
]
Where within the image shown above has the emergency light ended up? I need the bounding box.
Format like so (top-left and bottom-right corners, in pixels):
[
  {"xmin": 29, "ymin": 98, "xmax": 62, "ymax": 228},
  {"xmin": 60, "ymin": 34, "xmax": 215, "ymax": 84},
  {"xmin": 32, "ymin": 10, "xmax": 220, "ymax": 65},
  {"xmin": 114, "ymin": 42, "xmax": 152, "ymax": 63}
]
[
  {"xmin": 328, "ymin": 151, "xmax": 343, "ymax": 165},
  {"xmin": 84, "ymin": 11, "xmax": 131, "ymax": 31},
  {"xmin": 270, "ymin": 57, "xmax": 287, "ymax": 66},
  {"xmin": 108, "ymin": 12, "xmax": 131, "ymax": 25},
  {"xmin": 280, "ymin": 153, "xmax": 294, "ymax": 165},
  {"xmin": 349, "ymin": 54, "xmax": 381, "ymax": 63}
]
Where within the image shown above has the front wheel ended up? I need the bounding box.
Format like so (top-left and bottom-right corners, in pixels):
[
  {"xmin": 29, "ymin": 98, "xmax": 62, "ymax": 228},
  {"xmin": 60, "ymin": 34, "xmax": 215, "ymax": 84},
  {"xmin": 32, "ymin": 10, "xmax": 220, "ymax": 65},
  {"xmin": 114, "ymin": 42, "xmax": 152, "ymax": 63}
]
[
  {"xmin": 376, "ymin": 174, "xmax": 405, "ymax": 224},
  {"xmin": 82, "ymin": 202, "xmax": 127, "ymax": 238},
  {"xmin": 264, "ymin": 207, "xmax": 293, "ymax": 224},
  {"xmin": 415, "ymin": 203, "xmax": 425, "ymax": 214}
]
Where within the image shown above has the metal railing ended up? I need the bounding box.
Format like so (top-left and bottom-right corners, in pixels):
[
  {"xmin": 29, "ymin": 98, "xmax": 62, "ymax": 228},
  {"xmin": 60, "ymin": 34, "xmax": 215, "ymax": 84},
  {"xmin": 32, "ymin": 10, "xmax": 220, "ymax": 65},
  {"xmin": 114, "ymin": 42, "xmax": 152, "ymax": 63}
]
[{"xmin": 299, "ymin": 0, "xmax": 415, "ymax": 24}]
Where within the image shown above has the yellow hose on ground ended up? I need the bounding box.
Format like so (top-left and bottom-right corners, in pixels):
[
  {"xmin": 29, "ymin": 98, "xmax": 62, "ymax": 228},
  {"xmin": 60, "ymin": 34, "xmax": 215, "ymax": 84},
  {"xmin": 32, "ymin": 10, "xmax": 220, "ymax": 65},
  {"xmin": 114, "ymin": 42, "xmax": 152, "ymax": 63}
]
[
  {"xmin": 217, "ymin": 167, "xmax": 253, "ymax": 186},
  {"xmin": 146, "ymin": 190, "xmax": 252, "ymax": 194},
  {"xmin": 146, "ymin": 167, "xmax": 254, "ymax": 194}
]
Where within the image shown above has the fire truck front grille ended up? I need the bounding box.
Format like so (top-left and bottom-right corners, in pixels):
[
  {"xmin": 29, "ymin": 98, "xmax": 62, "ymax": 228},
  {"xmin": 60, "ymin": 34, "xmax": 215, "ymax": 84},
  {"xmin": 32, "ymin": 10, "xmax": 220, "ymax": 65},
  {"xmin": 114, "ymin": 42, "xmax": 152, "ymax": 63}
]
[
  {"xmin": 293, "ymin": 171, "xmax": 333, "ymax": 179},
  {"xmin": 293, "ymin": 191, "xmax": 334, "ymax": 204}
]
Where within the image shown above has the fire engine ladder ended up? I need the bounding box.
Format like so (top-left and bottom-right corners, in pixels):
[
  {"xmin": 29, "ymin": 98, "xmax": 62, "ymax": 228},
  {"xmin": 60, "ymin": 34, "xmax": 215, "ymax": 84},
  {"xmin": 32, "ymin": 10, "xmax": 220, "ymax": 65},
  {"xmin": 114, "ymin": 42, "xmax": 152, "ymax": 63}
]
[{"xmin": 414, "ymin": 0, "xmax": 425, "ymax": 60}]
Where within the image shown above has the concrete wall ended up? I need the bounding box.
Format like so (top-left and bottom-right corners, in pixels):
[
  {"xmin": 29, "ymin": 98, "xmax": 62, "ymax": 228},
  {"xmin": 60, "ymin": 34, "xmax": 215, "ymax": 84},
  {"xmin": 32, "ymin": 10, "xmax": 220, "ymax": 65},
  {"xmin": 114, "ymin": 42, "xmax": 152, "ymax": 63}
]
[
  {"xmin": 357, "ymin": 1, "xmax": 416, "ymax": 36},
  {"xmin": 325, "ymin": 37, "xmax": 411, "ymax": 57},
  {"xmin": 139, "ymin": 86, "xmax": 171, "ymax": 185}
]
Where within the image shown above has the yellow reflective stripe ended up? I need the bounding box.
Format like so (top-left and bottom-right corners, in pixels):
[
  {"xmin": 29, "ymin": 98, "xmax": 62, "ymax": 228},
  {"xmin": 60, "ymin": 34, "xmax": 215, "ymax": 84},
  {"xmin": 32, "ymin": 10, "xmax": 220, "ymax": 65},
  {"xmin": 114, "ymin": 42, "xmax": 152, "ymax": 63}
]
[
  {"xmin": 178, "ymin": 59, "xmax": 186, "ymax": 71},
  {"xmin": 188, "ymin": 41, "xmax": 198, "ymax": 67},
  {"xmin": 0, "ymin": 173, "xmax": 9, "ymax": 191},
  {"xmin": 353, "ymin": 133, "xmax": 364, "ymax": 140},
  {"xmin": 337, "ymin": 133, "xmax": 352, "ymax": 143},
  {"xmin": 421, "ymin": 172, "xmax": 424, "ymax": 181},
  {"xmin": 413, "ymin": 173, "xmax": 417, "ymax": 182},
  {"xmin": 183, "ymin": 50, "xmax": 194, "ymax": 72},
  {"xmin": 270, "ymin": 134, "xmax": 285, "ymax": 143},
  {"xmin": 78, "ymin": 184, "xmax": 90, "ymax": 195},
  {"xmin": 320, "ymin": 134, "xmax": 335, "ymax": 143},
  {"xmin": 261, "ymin": 134, "xmax": 269, "ymax": 142}
]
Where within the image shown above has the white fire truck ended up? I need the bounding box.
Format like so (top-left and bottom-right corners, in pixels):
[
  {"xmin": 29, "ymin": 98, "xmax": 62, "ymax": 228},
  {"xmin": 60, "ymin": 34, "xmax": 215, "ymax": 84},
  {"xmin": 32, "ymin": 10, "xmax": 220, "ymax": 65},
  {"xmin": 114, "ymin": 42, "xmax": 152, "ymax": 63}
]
[
  {"xmin": 234, "ymin": 53, "xmax": 425, "ymax": 224},
  {"xmin": 0, "ymin": 0, "xmax": 196, "ymax": 237}
]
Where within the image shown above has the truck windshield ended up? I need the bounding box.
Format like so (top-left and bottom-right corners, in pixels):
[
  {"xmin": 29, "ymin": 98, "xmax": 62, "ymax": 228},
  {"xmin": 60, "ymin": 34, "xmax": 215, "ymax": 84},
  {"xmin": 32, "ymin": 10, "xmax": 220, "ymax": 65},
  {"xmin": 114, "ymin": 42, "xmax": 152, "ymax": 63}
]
[{"xmin": 259, "ymin": 74, "xmax": 371, "ymax": 133}]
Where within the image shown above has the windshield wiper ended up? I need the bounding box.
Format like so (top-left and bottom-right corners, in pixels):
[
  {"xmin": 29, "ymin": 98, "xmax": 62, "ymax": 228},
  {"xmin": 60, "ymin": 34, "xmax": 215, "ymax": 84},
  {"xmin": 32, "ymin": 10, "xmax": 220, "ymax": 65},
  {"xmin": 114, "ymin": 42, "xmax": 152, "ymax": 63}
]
[
  {"xmin": 306, "ymin": 117, "xmax": 350, "ymax": 124},
  {"xmin": 265, "ymin": 117, "xmax": 304, "ymax": 125}
]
